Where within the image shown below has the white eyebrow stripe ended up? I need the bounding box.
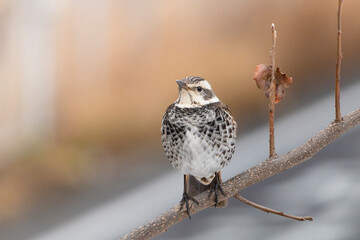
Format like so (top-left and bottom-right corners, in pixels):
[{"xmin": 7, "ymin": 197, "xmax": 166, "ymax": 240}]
[{"xmin": 187, "ymin": 80, "xmax": 212, "ymax": 90}]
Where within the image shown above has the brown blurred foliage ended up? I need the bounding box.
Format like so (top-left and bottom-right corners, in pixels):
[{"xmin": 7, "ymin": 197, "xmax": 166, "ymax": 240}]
[{"xmin": 55, "ymin": 1, "xmax": 360, "ymax": 147}]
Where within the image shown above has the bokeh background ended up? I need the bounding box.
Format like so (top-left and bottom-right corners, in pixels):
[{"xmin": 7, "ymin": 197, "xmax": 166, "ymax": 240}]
[{"xmin": 0, "ymin": 0, "xmax": 360, "ymax": 239}]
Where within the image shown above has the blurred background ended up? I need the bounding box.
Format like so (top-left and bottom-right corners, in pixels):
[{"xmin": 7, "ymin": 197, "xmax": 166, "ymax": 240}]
[{"xmin": 0, "ymin": 0, "xmax": 360, "ymax": 239}]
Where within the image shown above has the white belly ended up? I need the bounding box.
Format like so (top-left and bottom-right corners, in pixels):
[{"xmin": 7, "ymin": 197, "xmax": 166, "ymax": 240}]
[{"xmin": 176, "ymin": 129, "xmax": 222, "ymax": 179}]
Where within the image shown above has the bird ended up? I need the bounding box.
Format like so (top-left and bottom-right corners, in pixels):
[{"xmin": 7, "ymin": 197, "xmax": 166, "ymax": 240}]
[{"xmin": 161, "ymin": 76, "xmax": 237, "ymax": 218}]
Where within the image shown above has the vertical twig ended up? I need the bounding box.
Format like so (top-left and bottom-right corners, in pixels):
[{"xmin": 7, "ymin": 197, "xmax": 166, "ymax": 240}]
[
  {"xmin": 269, "ymin": 23, "xmax": 277, "ymax": 158},
  {"xmin": 335, "ymin": 0, "xmax": 344, "ymax": 122}
]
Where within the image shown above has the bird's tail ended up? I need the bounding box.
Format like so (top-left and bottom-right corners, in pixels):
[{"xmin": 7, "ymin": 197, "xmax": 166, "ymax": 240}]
[{"xmin": 188, "ymin": 172, "xmax": 228, "ymax": 208}]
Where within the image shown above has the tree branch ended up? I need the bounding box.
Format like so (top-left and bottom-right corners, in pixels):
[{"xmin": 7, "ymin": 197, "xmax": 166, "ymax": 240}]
[
  {"xmin": 234, "ymin": 194, "xmax": 313, "ymax": 221},
  {"xmin": 335, "ymin": 0, "xmax": 344, "ymax": 122},
  {"xmin": 120, "ymin": 108, "xmax": 360, "ymax": 240},
  {"xmin": 269, "ymin": 23, "xmax": 277, "ymax": 158}
]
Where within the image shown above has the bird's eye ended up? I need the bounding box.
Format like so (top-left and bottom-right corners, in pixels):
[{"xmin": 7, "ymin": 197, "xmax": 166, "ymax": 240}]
[{"xmin": 197, "ymin": 86, "xmax": 203, "ymax": 92}]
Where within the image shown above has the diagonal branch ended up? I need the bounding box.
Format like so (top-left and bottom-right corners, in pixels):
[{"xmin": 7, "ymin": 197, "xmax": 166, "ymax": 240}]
[
  {"xmin": 120, "ymin": 108, "xmax": 360, "ymax": 240},
  {"xmin": 234, "ymin": 194, "xmax": 313, "ymax": 221}
]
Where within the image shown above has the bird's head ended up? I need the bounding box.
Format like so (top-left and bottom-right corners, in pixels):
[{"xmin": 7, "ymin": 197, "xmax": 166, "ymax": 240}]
[{"xmin": 175, "ymin": 76, "xmax": 219, "ymax": 108}]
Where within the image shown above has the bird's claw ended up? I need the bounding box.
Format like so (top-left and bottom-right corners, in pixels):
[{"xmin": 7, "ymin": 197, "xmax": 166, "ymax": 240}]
[
  {"xmin": 208, "ymin": 177, "xmax": 226, "ymax": 207},
  {"xmin": 179, "ymin": 192, "xmax": 199, "ymax": 219}
]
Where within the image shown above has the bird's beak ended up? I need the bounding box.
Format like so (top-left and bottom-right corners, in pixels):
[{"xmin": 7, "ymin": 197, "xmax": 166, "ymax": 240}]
[{"xmin": 176, "ymin": 80, "xmax": 189, "ymax": 90}]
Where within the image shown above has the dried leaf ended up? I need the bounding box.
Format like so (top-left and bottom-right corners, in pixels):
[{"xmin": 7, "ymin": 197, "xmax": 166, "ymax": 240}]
[
  {"xmin": 253, "ymin": 64, "xmax": 271, "ymax": 91},
  {"xmin": 253, "ymin": 64, "xmax": 293, "ymax": 103}
]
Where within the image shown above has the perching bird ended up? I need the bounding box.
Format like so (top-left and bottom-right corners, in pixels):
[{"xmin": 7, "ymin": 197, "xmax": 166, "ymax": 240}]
[{"xmin": 161, "ymin": 76, "xmax": 237, "ymax": 218}]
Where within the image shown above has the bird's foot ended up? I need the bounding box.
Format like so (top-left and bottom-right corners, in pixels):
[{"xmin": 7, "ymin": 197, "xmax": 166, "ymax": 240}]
[
  {"xmin": 208, "ymin": 176, "xmax": 226, "ymax": 207},
  {"xmin": 179, "ymin": 192, "xmax": 199, "ymax": 219}
]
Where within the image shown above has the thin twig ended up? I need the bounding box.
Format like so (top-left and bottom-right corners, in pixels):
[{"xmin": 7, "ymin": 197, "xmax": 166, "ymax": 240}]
[
  {"xmin": 120, "ymin": 108, "xmax": 360, "ymax": 240},
  {"xmin": 335, "ymin": 0, "xmax": 344, "ymax": 122},
  {"xmin": 269, "ymin": 23, "xmax": 277, "ymax": 158},
  {"xmin": 234, "ymin": 194, "xmax": 313, "ymax": 221}
]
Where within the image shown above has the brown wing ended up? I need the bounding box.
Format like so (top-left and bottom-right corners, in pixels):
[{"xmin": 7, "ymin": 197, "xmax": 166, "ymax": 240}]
[
  {"xmin": 211, "ymin": 102, "xmax": 237, "ymax": 167},
  {"xmin": 161, "ymin": 103, "xmax": 187, "ymax": 167}
]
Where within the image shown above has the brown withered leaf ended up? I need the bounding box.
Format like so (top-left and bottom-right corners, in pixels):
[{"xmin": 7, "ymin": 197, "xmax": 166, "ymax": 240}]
[{"xmin": 253, "ymin": 64, "xmax": 293, "ymax": 103}]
